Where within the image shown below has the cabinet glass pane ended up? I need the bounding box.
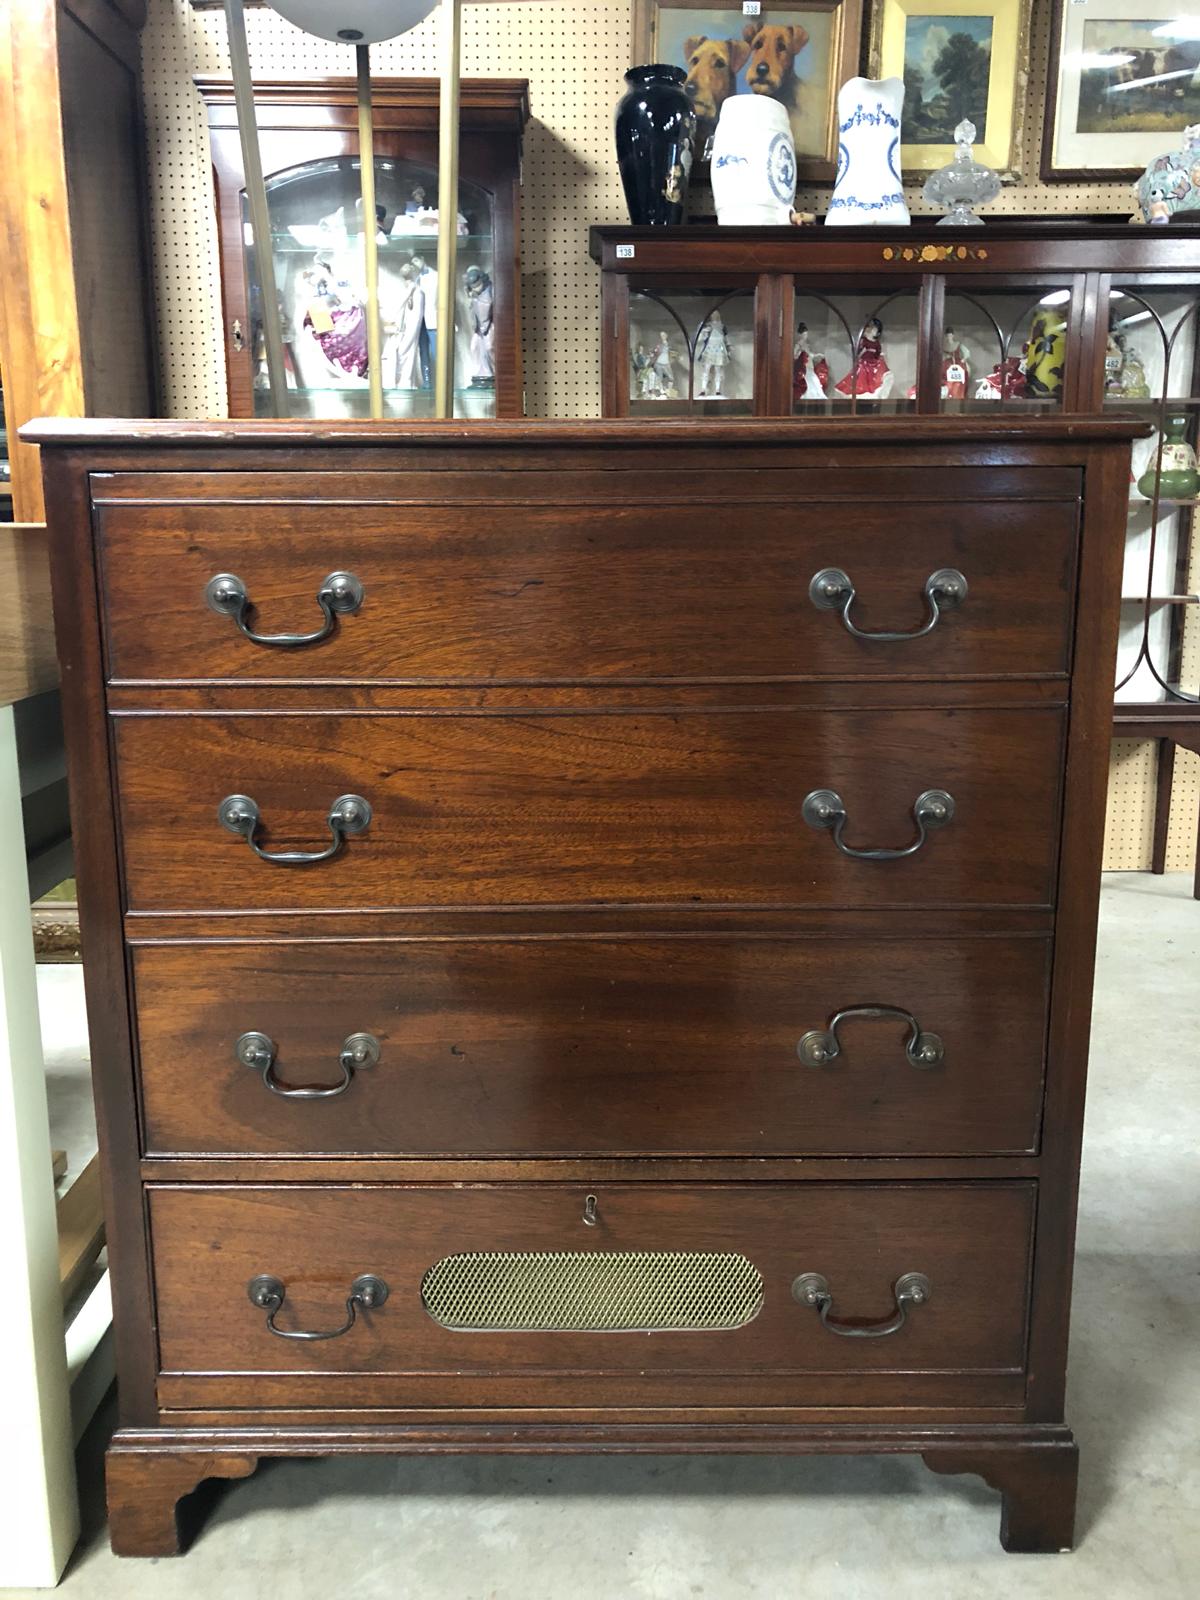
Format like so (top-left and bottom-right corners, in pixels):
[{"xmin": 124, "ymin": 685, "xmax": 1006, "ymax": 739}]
[
  {"xmin": 790, "ymin": 288, "xmax": 919, "ymax": 415},
  {"xmin": 1108, "ymin": 287, "xmax": 1200, "ymax": 705},
  {"xmin": 939, "ymin": 289, "xmax": 1069, "ymax": 413},
  {"xmin": 1105, "ymin": 287, "xmax": 1200, "ymax": 411},
  {"xmin": 629, "ymin": 289, "xmax": 755, "ymax": 415},
  {"xmin": 245, "ymin": 156, "xmax": 496, "ymax": 420}
]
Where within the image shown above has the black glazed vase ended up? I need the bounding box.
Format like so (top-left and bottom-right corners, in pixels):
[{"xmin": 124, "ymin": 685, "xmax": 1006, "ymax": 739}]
[{"xmin": 615, "ymin": 65, "xmax": 697, "ymax": 226}]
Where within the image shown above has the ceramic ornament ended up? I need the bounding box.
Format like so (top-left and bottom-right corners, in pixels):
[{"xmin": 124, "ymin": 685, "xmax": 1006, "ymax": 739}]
[
  {"xmin": 710, "ymin": 94, "xmax": 796, "ymax": 225},
  {"xmin": 1135, "ymin": 124, "xmax": 1200, "ymax": 225},
  {"xmin": 825, "ymin": 76, "xmax": 910, "ymax": 227}
]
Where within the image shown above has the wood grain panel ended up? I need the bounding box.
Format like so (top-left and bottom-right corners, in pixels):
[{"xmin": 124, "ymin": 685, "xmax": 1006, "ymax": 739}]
[
  {"xmin": 0, "ymin": 524, "xmax": 56, "ymax": 706},
  {"xmin": 96, "ymin": 497, "xmax": 1079, "ymax": 683},
  {"xmin": 132, "ymin": 936, "xmax": 1052, "ymax": 1158},
  {"xmin": 112, "ymin": 708, "xmax": 1066, "ymax": 911},
  {"xmin": 148, "ymin": 1182, "xmax": 1035, "ymax": 1395}
]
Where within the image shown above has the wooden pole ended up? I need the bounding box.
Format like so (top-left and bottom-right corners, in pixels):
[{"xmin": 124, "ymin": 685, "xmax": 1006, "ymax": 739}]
[
  {"xmin": 224, "ymin": 0, "xmax": 288, "ymax": 417},
  {"xmin": 434, "ymin": 0, "xmax": 461, "ymax": 418},
  {"xmin": 356, "ymin": 44, "xmax": 385, "ymax": 421}
]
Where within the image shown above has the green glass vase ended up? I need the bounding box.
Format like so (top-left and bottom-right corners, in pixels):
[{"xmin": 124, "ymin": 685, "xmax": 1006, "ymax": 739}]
[{"xmin": 1138, "ymin": 413, "xmax": 1200, "ymax": 502}]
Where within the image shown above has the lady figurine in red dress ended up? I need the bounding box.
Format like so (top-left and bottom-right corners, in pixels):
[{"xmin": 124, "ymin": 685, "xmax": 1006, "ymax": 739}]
[
  {"xmin": 941, "ymin": 328, "xmax": 969, "ymax": 400},
  {"xmin": 792, "ymin": 322, "xmax": 831, "ymax": 401},
  {"xmin": 836, "ymin": 316, "xmax": 893, "ymax": 399}
]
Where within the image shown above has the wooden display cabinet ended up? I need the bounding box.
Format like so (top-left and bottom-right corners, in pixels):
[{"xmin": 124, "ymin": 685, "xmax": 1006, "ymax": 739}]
[
  {"xmin": 199, "ymin": 77, "xmax": 529, "ymax": 421},
  {"xmin": 591, "ymin": 221, "xmax": 1200, "ymax": 892}
]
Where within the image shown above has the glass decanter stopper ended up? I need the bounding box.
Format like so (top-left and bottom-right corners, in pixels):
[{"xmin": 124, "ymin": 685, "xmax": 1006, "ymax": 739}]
[{"xmin": 922, "ymin": 120, "xmax": 1001, "ymax": 227}]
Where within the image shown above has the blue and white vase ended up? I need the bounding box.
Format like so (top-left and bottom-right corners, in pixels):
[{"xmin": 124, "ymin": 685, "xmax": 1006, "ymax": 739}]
[
  {"xmin": 825, "ymin": 76, "xmax": 910, "ymax": 227},
  {"xmin": 710, "ymin": 95, "xmax": 796, "ymax": 225}
]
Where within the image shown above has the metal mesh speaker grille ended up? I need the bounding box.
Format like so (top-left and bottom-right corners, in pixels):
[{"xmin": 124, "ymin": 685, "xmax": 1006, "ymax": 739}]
[{"xmin": 420, "ymin": 1250, "xmax": 764, "ymax": 1332}]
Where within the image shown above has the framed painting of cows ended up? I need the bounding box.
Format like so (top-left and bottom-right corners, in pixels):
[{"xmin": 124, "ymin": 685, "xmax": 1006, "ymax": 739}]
[
  {"xmin": 633, "ymin": 0, "xmax": 865, "ymax": 182},
  {"xmin": 1043, "ymin": 0, "xmax": 1200, "ymax": 180}
]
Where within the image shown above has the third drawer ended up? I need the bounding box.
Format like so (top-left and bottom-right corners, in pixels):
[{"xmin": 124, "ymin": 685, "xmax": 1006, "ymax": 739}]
[{"xmin": 132, "ymin": 935, "xmax": 1052, "ymax": 1157}]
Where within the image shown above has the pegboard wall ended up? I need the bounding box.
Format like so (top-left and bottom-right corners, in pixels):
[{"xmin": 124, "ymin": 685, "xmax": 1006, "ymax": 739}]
[{"xmin": 140, "ymin": 0, "xmax": 1198, "ymax": 872}]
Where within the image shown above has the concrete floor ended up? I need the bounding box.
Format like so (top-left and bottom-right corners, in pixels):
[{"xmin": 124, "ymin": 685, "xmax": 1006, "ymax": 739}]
[{"xmin": 18, "ymin": 873, "xmax": 1200, "ymax": 1599}]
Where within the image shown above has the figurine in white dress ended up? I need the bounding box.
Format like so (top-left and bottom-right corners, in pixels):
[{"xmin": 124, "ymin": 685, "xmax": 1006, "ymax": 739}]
[
  {"xmin": 695, "ymin": 312, "xmax": 731, "ymax": 397},
  {"xmin": 384, "ymin": 262, "xmax": 425, "ymax": 389}
]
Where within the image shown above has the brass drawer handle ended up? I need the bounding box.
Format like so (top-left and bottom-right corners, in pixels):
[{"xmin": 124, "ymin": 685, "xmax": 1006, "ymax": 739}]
[
  {"xmin": 797, "ymin": 1005, "xmax": 943, "ymax": 1070},
  {"xmin": 217, "ymin": 793, "xmax": 371, "ymax": 865},
  {"xmin": 205, "ymin": 570, "xmax": 364, "ymax": 647},
  {"xmin": 235, "ymin": 1030, "xmax": 380, "ymax": 1099},
  {"xmin": 809, "ymin": 566, "xmax": 967, "ymax": 642},
  {"xmin": 802, "ymin": 788, "xmax": 954, "ymax": 861},
  {"xmin": 247, "ymin": 1273, "xmax": 389, "ymax": 1341},
  {"xmin": 792, "ymin": 1271, "xmax": 931, "ymax": 1338}
]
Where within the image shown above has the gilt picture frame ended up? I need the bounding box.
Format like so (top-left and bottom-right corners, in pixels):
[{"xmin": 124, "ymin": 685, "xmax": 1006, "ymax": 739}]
[
  {"xmin": 1042, "ymin": 0, "xmax": 1200, "ymax": 182},
  {"xmin": 632, "ymin": 0, "xmax": 865, "ymax": 183},
  {"xmin": 867, "ymin": 0, "xmax": 1030, "ymax": 179}
]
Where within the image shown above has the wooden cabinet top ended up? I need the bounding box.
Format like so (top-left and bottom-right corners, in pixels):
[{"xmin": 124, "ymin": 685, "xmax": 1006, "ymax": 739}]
[
  {"xmin": 24, "ymin": 415, "xmax": 1146, "ymax": 449},
  {"xmin": 589, "ymin": 220, "xmax": 1200, "ymax": 276},
  {"xmin": 196, "ymin": 76, "xmax": 530, "ymax": 135}
]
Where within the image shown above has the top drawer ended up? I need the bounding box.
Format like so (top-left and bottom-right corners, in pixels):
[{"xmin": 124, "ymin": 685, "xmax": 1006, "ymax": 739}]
[{"xmin": 93, "ymin": 475, "xmax": 1079, "ymax": 684}]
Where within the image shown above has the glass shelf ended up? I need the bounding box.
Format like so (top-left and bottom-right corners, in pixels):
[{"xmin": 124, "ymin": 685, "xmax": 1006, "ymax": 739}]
[
  {"xmin": 269, "ymin": 232, "xmax": 493, "ymax": 253},
  {"xmin": 792, "ymin": 398, "xmax": 919, "ymax": 415},
  {"xmin": 1106, "ymin": 396, "xmax": 1200, "ymax": 411}
]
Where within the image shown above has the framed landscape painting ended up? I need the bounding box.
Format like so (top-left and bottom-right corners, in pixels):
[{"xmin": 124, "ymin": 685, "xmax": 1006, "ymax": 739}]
[
  {"xmin": 869, "ymin": 0, "xmax": 1031, "ymax": 177},
  {"xmin": 632, "ymin": 0, "xmax": 864, "ymax": 182},
  {"xmin": 1043, "ymin": 1, "xmax": 1200, "ymax": 180}
]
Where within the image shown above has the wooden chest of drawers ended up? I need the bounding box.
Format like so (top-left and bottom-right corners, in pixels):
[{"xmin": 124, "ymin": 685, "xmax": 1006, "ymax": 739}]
[{"xmin": 31, "ymin": 415, "xmax": 1139, "ymax": 1557}]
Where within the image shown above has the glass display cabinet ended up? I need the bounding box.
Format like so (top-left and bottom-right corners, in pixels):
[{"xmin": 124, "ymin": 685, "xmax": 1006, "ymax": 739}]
[
  {"xmin": 591, "ymin": 221, "xmax": 1200, "ymax": 894},
  {"xmin": 200, "ymin": 77, "xmax": 529, "ymax": 420}
]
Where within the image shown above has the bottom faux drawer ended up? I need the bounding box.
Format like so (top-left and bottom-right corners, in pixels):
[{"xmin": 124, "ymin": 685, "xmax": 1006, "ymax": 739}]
[{"xmin": 150, "ymin": 1182, "xmax": 1035, "ymax": 1411}]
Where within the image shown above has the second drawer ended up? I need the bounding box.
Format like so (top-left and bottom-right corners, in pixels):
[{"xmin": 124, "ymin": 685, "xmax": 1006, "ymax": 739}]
[
  {"xmin": 132, "ymin": 936, "xmax": 1051, "ymax": 1157},
  {"xmin": 113, "ymin": 708, "xmax": 1066, "ymax": 911}
]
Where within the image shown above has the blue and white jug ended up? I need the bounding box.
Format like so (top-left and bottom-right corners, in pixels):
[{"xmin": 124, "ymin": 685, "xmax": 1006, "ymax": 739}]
[{"xmin": 826, "ymin": 76, "xmax": 910, "ymax": 227}]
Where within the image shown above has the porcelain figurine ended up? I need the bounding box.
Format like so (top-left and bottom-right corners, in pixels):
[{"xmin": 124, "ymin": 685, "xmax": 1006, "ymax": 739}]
[
  {"xmin": 792, "ymin": 322, "xmax": 829, "ymax": 400},
  {"xmin": 1135, "ymin": 124, "xmax": 1200, "ymax": 224},
  {"xmin": 835, "ymin": 317, "xmax": 893, "ymax": 399},
  {"xmin": 906, "ymin": 327, "xmax": 970, "ymax": 401},
  {"xmin": 1024, "ymin": 305, "xmax": 1067, "ymax": 400},
  {"xmin": 1137, "ymin": 414, "xmax": 1200, "ymax": 501},
  {"xmin": 299, "ymin": 263, "xmax": 369, "ymax": 379},
  {"xmin": 464, "ymin": 266, "xmax": 495, "ymax": 387},
  {"xmin": 632, "ymin": 341, "xmax": 652, "ymax": 399},
  {"xmin": 1105, "ymin": 327, "xmax": 1151, "ymax": 401},
  {"xmin": 941, "ymin": 329, "xmax": 970, "ymax": 399},
  {"xmin": 825, "ymin": 76, "xmax": 909, "ymax": 227},
  {"xmin": 384, "ymin": 262, "xmax": 425, "ymax": 389},
  {"xmin": 650, "ymin": 330, "xmax": 679, "ymax": 398},
  {"xmin": 974, "ymin": 352, "xmax": 1028, "ymax": 402},
  {"xmin": 411, "ymin": 253, "xmax": 438, "ymax": 388},
  {"xmin": 1104, "ymin": 331, "xmax": 1124, "ymax": 395},
  {"xmin": 695, "ymin": 312, "xmax": 731, "ymax": 396},
  {"xmin": 710, "ymin": 94, "xmax": 796, "ymax": 225}
]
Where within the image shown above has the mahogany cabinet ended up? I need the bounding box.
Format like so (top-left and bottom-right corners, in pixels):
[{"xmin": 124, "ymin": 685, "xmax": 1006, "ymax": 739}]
[
  {"xmin": 199, "ymin": 77, "xmax": 528, "ymax": 421},
  {"xmin": 30, "ymin": 413, "xmax": 1138, "ymax": 1556},
  {"xmin": 591, "ymin": 220, "xmax": 1200, "ymax": 893}
]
